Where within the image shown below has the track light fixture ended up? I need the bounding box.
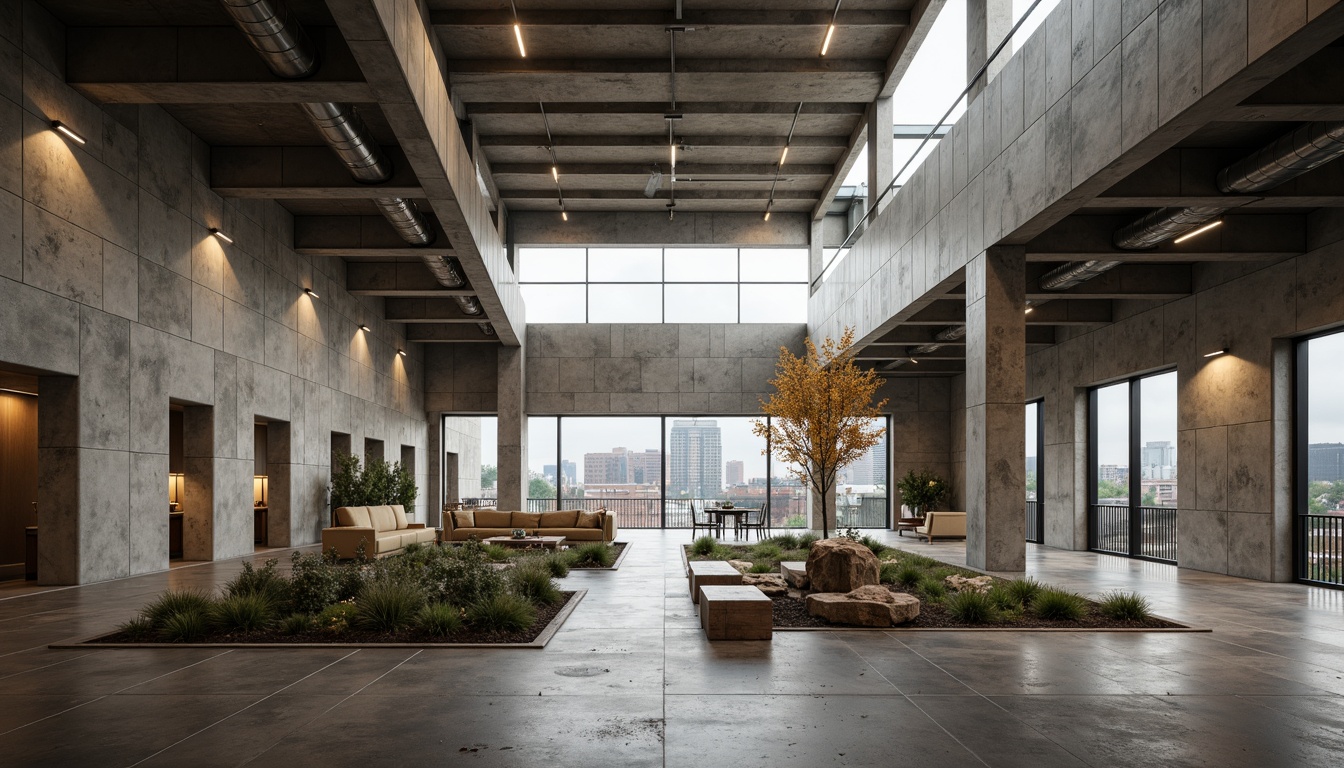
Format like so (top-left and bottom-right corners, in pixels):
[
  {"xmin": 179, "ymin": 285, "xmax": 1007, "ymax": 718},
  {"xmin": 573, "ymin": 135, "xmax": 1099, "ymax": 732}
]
[
  {"xmin": 208, "ymin": 227, "xmax": 234, "ymax": 244},
  {"xmin": 820, "ymin": 1, "xmax": 842, "ymax": 56},
  {"xmin": 509, "ymin": 0, "xmax": 526, "ymax": 57},
  {"xmin": 51, "ymin": 120, "xmax": 86, "ymax": 144}
]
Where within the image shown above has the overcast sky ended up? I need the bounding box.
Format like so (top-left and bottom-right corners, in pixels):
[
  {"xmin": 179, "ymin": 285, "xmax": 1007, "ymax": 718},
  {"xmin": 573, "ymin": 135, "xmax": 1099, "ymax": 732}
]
[
  {"xmin": 1095, "ymin": 372, "xmax": 1178, "ymax": 468},
  {"xmin": 1309, "ymin": 332, "xmax": 1344, "ymax": 443}
]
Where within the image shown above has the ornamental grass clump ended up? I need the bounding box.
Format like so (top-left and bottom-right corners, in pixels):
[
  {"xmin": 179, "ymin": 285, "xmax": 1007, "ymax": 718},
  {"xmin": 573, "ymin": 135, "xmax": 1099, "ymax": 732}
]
[
  {"xmin": 768, "ymin": 533, "xmax": 800, "ymax": 550},
  {"xmin": 893, "ymin": 564, "xmax": 925, "ymax": 589},
  {"xmin": 279, "ymin": 613, "xmax": 313, "ymax": 636},
  {"xmin": 1098, "ymin": 590, "xmax": 1152, "ymax": 622},
  {"xmin": 570, "ymin": 542, "xmax": 616, "ymax": 568},
  {"xmin": 223, "ymin": 559, "xmax": 290, "ymax": 607},
  {"xmin": 481, "ymin": 543, "xmax": 512, "ymax": 563},
  {"xmin": 858, "ymin": 535, "xmax": 889, "ymax": 556},
  {"xmin": 749, "ymin": 542, "xmax": 782, "ymax": 562},
  {"xmin": 918, "ymin": 578, "xmax": 947, "ymax": 602},
  {"xmin": 544, "ymin": 550, "xmax": 574, "ymax": 578},
  {"xmin": 141, "ymin": 589, "xmax": 214, "ymax": 630},
  {"xmin": 691, "ymin": 536, "xmax": 718, "ymax": 556},
  {"xmin": 795, "ymin": 532, "xmax": 821, "ymax": 550},
  {"xmin": 415, "ymin": 603, "xmax": 463, "ymax": 636},
  {"xmin": 159, "ymin": 608, "xmax": 210, "ymax": 642},
  {"xmin": 356, "ymin": 579, "xmax": 426, "ymax": 632},
  {"xmin": 118, "ymin": 617, "xmax": 155, "ymax": 640},
  {"xmin": 508, "ymin": 557, "xmax": 563, "ymax": 606},
  {"xmin": 945, "ymin": 589, "xmax": 997, "ymax": 624},
  {"xmin": 210, "ymin": 593, "xmax": 276, "ymax": 633},
  {"xmin": 748, "ymin": 561, "xmax": 774, "ymax": 574},
  {"xmin": 1033, "ymin": 587, "xmax": 1087, "ymax": 621},
  {"xmin": 467, "ymin": 592, "xmax": 536, "ymax": 632},
  {"xmin": 1005, "ymin": 577, "xmax": 1043, "ymax": 608}
]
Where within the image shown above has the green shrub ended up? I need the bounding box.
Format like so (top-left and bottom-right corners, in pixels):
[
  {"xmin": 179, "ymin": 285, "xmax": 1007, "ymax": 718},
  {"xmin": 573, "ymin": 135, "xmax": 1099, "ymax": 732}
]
[
  {"xmin": 748, "ymin": 561, "xmax": 774, "ymax": 574},
  {"xmin": 159, "ymin": 608, "xmax": 210, "ymax": 642},
  {"xmin": 223, "ymin": 559, "xmax": 290, "ymax": 607},
  {"xmin": 768, "ymin": 533, "xmax": 800, "ymax": 550},
  {"xmin": 858, "ymin": 535, "xmax": 889, "ymax": 556},
  {"xmin": 415, "ymin": 603, "xmax": 463, "ymax": 636},
  {"xmin": 893, "ymin": 564, "xmax": 924, "ymax": 589},
  {"xmin": 118, "ymin": 616, "xmax": 155, "ymax": 640},
  {"xmin": 918, "ymin": 578, "xmax": 946, "ymax": 602},
  {"xmin": 1033, "ymin": 588, "xmax": 1087, "ymax": 621},
  {"xmin": 422, "ymin": 541, "xmax": 503, "ymax": 606},
  {"xmin": 945, "ymin": 590, "xmax": 997, "ymax": 624},
  {"xmin": 987, "ymin": 583, "xmax": 1022, "ymax": 611},
  {"xmin": 288, "ymin": 550, "xmax": 343, "ymax": 614},
  {"xmin": 1098, "ymin": 591, "xmax": 1151, "ymax": 622},
  {"xmin": 1005, "ymin": 577, "xmax": 1043, "ymax": 607},
  {"xmin": 691, "ymin": 535, "xmax": 718, "ymax": 556},
  {"xmin": 210, "ymin": 593, "xmax": 276, "ymax": 633},
  {"xmin": 570, "ymin": 542, "xmax": 616, "ymax": 568},
  {"xmin": 544, "ymin": 550, "xmax": 574, "ymax": 578},
  {"xmin": 279, "ymin": 613, "xmax": 313, "ymax": 635},
  {"xmin": 507, "ymin": 558, "xmax": 563, "ymax": 606},
  {"xmin": 795, "ymin": 533, "xmax": 820, "ymax": 550},
  {"xmin": 749, "ymin": 543, "xmax": 782, "ymax": 562},
  {"xmin": 356, "ymin": 579, "xmax": 426, "ymax": 632},
  {"xmin": 141, "ymin": 589, "xmax": 214, "ymax": 629},
  {"xmin": 317, "ymin": 602, "xmax": 358, "ymax": 633},
  {"xmin": 482, "ymin": 543, "xmax": 512, "ymax": 562},
  {"xmin": 467, "ymin": 592, "xmax": 537, "ymax": 632},
  {"xmin": 709, "ymin": 544, "xmax": 738, "ymax": 561}
]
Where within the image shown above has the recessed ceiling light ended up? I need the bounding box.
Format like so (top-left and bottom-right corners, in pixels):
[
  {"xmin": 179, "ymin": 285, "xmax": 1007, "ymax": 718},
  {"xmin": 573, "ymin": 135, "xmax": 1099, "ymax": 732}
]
[
  {"xmin": 51, "ymin": 120, "xmax": 85, "ymax": 144},
  {"xmin": 208, "ymin": 227, "xmax": 234, "ymax": 244}
]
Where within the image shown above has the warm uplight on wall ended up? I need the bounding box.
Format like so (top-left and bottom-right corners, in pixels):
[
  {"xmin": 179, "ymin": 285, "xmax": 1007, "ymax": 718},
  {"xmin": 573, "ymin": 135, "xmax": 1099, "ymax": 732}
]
[
  {"xmin": 51, "ymin": 120, "xmax": 85, "ymax": 144},
  {"xmin": 1173, "ymin": 219, "xmax": 1223, "ymax": 244},
  {"xmin": 359, "ymin": 324, "xmax": 371, "ymax": 333},
  {"xmin": 209, "ymin": 227, "xmax": 234, "ymax": 244},
  {"xmin": 398, "ymin": 348, "xmax": 408, "ymax": 357},
  {"xmin": 1204, "ymin": 348, "xmax": 1229, "ymax": 358},
  {"xmin": 304, "ymin": 287, "xmax": 319, "ymax": 299}
]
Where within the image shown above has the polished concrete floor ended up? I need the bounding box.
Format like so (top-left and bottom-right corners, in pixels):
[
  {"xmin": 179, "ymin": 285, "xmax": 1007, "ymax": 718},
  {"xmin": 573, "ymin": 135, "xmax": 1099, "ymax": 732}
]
[{"xmin": 2, "ymin": 530, "xmax": 1343, "ymax": 767}]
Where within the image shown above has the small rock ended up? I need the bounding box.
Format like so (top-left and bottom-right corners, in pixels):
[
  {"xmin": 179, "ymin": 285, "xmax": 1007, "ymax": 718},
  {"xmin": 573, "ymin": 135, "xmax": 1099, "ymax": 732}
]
[
  {"xmin": 727, "ymin": 559, "xmax": 754, "ymax": 573},
  {"xmin": 945, "ymin": 575, "xmax": 994, "ymax": 593},
  {"xmin": 743, "ymin": 573, "xmax": 788, "ymax": 596},
  {"xmin": 806, "ymin": 589, "xmax": 920, "ymax": 627},
  {"xmin": 780, "ymin": 561, "xmax": 810, "ymax": 589}
]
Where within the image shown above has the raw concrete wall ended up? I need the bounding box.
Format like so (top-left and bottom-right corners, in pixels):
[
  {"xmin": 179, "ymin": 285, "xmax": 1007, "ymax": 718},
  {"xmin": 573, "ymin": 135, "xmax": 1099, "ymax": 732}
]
[
  {"xmin": 1028, "ymin": 209, "xmax": 1344, "ymax": 581},
  {"xmin": 0, "ymin": 4, "xmax": 427, "ymax": 584},
  {"xmin": 809, "ymin": 0, "xmax": 1344, "ymax": 347},
  {"xmin": 512, "ymin": 211, "xmax": 810, "ymax": 246},
  {"xmin": 879, "ymin": 377, "xmax": 956, "ymax": 512}
]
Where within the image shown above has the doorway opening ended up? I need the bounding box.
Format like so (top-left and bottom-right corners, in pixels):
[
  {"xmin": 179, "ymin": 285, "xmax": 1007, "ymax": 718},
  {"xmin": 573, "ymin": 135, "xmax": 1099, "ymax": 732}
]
[{"xmin": 0, "ymin": 372, "xmax": 38, "ymax": 582}]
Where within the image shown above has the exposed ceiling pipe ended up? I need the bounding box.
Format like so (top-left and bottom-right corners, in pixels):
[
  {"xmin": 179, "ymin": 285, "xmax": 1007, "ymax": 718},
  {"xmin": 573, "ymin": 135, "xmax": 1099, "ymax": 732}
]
[
  {"xmin": 218, "ymin": 0, "xmax": 493, "ymax": 336},
  {"xmin": 1111, "ymin": 204, "xmax": 1229, "ymax": 252},
  {"xmin": 1217, "ymin": 121, "xmax": 1344, "ymax": 194}
]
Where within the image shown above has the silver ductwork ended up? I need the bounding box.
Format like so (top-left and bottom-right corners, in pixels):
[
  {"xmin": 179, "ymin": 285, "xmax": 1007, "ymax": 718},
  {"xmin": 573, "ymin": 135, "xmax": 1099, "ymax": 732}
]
[
  {"xmin": 1112, "ymin": 204, "xmax": 1227, "ymax": 251},
  {"xmin": 219, "ymin": 0, "xmax": 493, "ymax": 335},
  {"xmin": 1037, "ymin": 259, "xmax": 1122, "ymax": 290},
  {"xmin": 1217, "ymin": 121, "xmax": 1344, "ymax": 194}
]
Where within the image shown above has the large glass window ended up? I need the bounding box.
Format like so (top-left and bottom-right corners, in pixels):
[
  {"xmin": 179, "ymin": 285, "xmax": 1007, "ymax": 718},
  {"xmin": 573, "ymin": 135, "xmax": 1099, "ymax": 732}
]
[
  {"xmin": 562, "ymin": 417, "xmax": 663, "ymax": 527},
  {"xmin": 517, "ymin": 247, "xmax": 808, "ymax": 324},
  {"xmin": 527, "ymin": 416, "xmax": 559, "ymax": 509},
  {"xmin": 1089, "ymin": 372, "xmax": 1178, "ymax": 562},
  {"xmin": 1298, "ymin": 331, "xmax": 1344, "ymax": 586},
  {"xmin": 836, "ymin": 418, "xmax": 889, "ymax": 528},
  {"xmin": 1025, "ymin": 400, "xmax": 1043, "ymax": 544}
]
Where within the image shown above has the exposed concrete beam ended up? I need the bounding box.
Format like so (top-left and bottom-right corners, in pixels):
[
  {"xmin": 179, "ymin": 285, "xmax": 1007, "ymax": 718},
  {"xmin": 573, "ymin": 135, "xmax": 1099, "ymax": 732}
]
[
  {"xmin": 864, "ymin": 325, "xmax": 1056, "ymax": 346},
  {"xmin": 294, "ymin": 216, "xmax": 456, "ymax": 259},
  {"xmin": 66, "ymin": 26, "xmax": 372, "ymax": 103},
  {"xmin": 327, "ymin": 0, "xmax": 523, "ymax": 345},
  {"xmin": 948, "ymin": 264, "xmax": 1195, "ymax": 301},
  {"xmin": 465, "ymin": 102, "xmax": 868, "ymax": 116},
  {"xmin": 893, "ymin": 299, "xmax": 1112, "ymax": 327},
  {"xmin": 449, "ymin": 71, "xmax": 883, "ymax": 103},
  {"xmin": 448, "ymin": 58, "xmax": 886, "ymax": 74},
  {"xmin": 499, "ymin": 188, "xmax": 817, "ymax": 201},
  {"xmin": 405, "ymin": 324, "xmax": 506, "ymax": 342},
  {"xmin": 811, "ymin": 104, "xmax": 870, "ymax": 220},
  {"xmin": 865, "ymin": 359, "xmax": 965, "ymax": 373},
  {"xmin": 1230, "ymin": 46, "xmax": 1344, "ymax": 122},
  {"xmin": 432, "ymin": 9, "xmax": 910, "ymax": 26},
  {"xmin": 346, "ymin": 262, "xmax": 476, "ymax": 298},
  {"xmin": 1027, "ymin": 214, "xmax": 1307, "ymax": 263},
  {"xmin": 384, "ymin": 298, "xmax": 488, "ymax": 323},
  {"xmin": 211, "ymin": 146, "xmax": 423, "ymax": 199},
  {"xmin": 879, "ymin": 0, "xmax": 946, "ymax": 97},
  {"xmin": 510, "ymin": 210, "xmax": 809, "ymax": 246},
  {"xmin": 481, "ymin": 134, "xmax": 850, "ymax": 149},
  {"xmin": 857, "ymin": 348, "xmax": 966, "ymax": 361},
  {"xmin": 494, "ymin": 162, "xmax": 834, "ymax": 177}
]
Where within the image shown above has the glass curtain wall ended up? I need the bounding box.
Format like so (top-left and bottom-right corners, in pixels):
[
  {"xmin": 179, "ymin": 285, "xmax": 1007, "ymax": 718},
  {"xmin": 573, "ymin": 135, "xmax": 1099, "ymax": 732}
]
[
  {"xmin": 1137, "ymin": 373, "xmax": 1179, "ymax": 560},
  {"xmin": 1090, "ymin": 382, "xmax": 1131, "ymax": 555},
  {"xmin": 836, "ymin": 418, "xmax": 889, "ymax": 528},
  {"xmin": 1298, "ymin": 330, "xmax": 1344, "ymax": 586},
  {"xmin": 1025, "ymin": 401, "xmax": 1043, "ymax": 543},
  {"xmin": 561, "ymin": 417, "xmax": 663, "ymax": 526}
]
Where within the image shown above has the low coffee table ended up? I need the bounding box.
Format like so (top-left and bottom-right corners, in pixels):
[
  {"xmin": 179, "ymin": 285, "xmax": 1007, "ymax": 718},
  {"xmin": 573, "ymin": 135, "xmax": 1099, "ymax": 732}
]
[
  {"xmin": 894, "ymin": 516, "xmax": 926, "ymax": 536},
  {"xmin": 482, "ymin": 535, "xmax": 567, "ymax": 551}
]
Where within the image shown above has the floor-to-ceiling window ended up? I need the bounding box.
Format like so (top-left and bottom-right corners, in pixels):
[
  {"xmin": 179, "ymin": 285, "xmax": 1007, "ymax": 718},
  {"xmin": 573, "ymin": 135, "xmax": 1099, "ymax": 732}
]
[
  {"xmin": 837, "ymin": 418, "xmax": 889, "ymax": 528},
  {"xmin": 1297, "ymin": 330, "xmax": 1344, "ymax": 587},
  {"xmin": 1089, "ymin": 372, "xmax": 1178, "ymax": 562},
  {"xmin": 1026, "ymin": 400, "xmax": 1043, "ymax": 544},
  {"xmin": 562, "ymin": 417, "xmax": 663, "ymax": 525}
]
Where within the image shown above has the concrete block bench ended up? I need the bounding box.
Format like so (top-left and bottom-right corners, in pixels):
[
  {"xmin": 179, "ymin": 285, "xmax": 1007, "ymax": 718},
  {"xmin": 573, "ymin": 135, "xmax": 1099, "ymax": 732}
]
[
  {"xmin": 698, "ymin": 585, "xmax": 773, "ymax": 641},
  {"xmin": 688, "ymin": 560, "xmax": 742, "ymax": 605}
]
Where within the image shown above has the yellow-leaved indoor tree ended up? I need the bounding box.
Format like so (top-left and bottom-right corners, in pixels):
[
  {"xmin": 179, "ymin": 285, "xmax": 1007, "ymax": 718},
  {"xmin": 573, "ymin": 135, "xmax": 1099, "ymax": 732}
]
[{"xmin": 753, "ymin": 327, "xmax": 888, "ymax": 539}]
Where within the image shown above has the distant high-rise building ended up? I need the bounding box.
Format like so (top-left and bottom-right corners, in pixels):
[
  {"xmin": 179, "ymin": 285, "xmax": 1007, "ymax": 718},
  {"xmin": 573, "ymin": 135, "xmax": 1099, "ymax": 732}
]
[
  {"xmin": 542, "ymin": 461, "xmax": 577, "ymax": 486},
  {"xmin": 842, "ymin": 437, "xmax": 888, "ymax": 486},
  {"xmin": 1098, "ymin": 465, "xmax": 1129, "ymax": 483},
  {"xmin": 584, "ymin": 448, "xmax": 661, "ymax": 486},
  {"xmin": 725, "ymin": 460, "xmax": 744, "ymax": 486},
  {"xmin": 1310, "ymin": 443, "xmax": 1344, "ymax": 482},
  {"xmin": 1140, "ymin": 441, "xmax": 1176, "ymax": 479},
  {"xmin": 669, "ymin": 419, "xmax": 722, "ymax": 497}
]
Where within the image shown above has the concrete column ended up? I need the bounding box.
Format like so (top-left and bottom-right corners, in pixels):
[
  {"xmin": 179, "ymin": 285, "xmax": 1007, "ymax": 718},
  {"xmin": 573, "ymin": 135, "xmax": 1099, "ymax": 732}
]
[
  {"xmin": 867, "ymin": 96, "xmax": 893, "ymax": 214},
  {"xmin": 496, "ymin": 344, "xmax": 528, "ymax": 510},
  {"xmin": 426, "ymin": 411, "xmax": 443, "ymax": 527},
  {"xmin": 964, "ymin": 245, "xmax": 1026, "ymax": 571},
  {"xmin": 967, "ymin": 0, "xmax": 1013, "ymax": 98},
  {"xmin": 808, "ymin": 217, "xmax": 824, "ymax": 294}
]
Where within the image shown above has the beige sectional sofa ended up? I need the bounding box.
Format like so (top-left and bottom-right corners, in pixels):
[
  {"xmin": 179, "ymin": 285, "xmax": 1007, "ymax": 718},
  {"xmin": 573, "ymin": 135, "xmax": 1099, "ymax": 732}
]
[
  {"xmin": 444, "ymin": 508, "xmax": 617, "ymax": 543},
  {"xmin": 322, "ymin": 504, "xmax": 436, "ymax": 558}
]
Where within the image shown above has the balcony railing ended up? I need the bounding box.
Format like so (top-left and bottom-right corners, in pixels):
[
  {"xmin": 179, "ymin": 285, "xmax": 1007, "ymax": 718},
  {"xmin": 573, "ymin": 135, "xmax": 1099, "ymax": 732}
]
[
  {"xmin": 1091, "ymin": 504, "xmax": 1177, "ymax": 563},
  {"xmin": 1302, "ymin": 514, "xmax": 1344, "ymax": 586},
  {"xmin": 1026, "ymin": 500, "xmax": 1040, "ymax": 543},
  {"xmin": 459, "ymin": 494, "xmax": 889, "ymax": 529},
  {"xmin": 1092, "ymin": 504, "xmax": 1131, "ymax": 555},
  {"xmin": 1139, "ymin": 506, "xmax": 1178, "ymax": 562}
]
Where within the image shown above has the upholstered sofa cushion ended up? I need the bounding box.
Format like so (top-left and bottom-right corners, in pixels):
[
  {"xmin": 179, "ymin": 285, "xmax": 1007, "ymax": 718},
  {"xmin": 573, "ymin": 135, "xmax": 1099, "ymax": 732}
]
[
  {"xmin": 390, "ymin": 504, "xmax": 408, "ymax": 529},
  {"xmin": 511, "ymin": 512, "xmax": 543, "ymax": 528},
  {"xmin": 452, "ymin": 509, "xmax": 475, "ymax": 528},
  {"xmin": 336, "ymin": 506, "xmax": 371, "ymax": 528},
  {"xmin": 368, "ymin": 505, "xmax": 398, "ymax": 532},
  {"xmin": 539, "ymin": 510, "xmax": 579, "ymax": 528},
  {"xmin": 475, "ymin": 509, "xmax": 513, "ymax": 527},
  {"xmin": 576, "ymin": 510, "xmax": 603, "ymax": 528}
]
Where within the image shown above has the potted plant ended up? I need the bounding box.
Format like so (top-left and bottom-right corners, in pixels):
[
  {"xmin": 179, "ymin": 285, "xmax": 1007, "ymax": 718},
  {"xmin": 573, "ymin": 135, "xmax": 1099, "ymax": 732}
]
[{"xmin": 895, "ymin": 469, "xmax": 950, "ymax": 518}]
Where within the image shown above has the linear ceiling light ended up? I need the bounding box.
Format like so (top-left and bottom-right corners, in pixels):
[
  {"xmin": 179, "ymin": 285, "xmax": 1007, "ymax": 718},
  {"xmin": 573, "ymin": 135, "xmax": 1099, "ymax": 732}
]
[
  {"xmin": 1173, "ymin": 219, "xmax": 1223, "ymax": 244},
  {"xmin": 51, "ymin": 120, "xmax": 86, "ymax": 144},
  {"xmin": 509, "ymin": 0, "xmax": 526, "ymax": 57},
  {"xmin": 551, "ymin": 165, "xmax": 559, "ymax": 182},
  {"xmin": 779, "ymin": 146, "xmax": 789, "ymax": 166},
  {"xmin": 208, "ymin": 227, "xmax": 234, "ymax": 244},
  {"xmin": 820, "ymin": 0, "xmax": 842, "ymax": 56}
]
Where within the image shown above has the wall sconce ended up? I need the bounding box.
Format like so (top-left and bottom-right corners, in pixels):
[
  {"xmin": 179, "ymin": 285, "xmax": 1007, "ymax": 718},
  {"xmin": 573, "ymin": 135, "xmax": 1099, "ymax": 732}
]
[
  {"xmin": 168, "ymin": 473, "xmax": 185, "ymax": 510},
  {"xmin": 360, "ymin": 324, "xmax": 371, "ymax": 333},
  {"xmin": 1204, "ymin": 348, "xmax": 1229, "ymax": 358},
  {"xmin": 304, "ymin": 287, "xmax": 319, "ymax": 299},
  {"xmin": 397, "ymin": 348, "xmax": 408, "ymax": 357},
  {"xmin": 51, "ymin": 120, "xmax": 86, "ymax": 144},
  {"xmin": 254, "ymin": 475, "xmax": 269, "ymax": 507},
  {"xmin": 208, "ymin": 227, "xmax": 234, "ymax": 244}
]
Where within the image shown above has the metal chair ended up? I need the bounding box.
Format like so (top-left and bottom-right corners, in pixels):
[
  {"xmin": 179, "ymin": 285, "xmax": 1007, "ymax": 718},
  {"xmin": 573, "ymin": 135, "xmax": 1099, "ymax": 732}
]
[
  {"xmin": 690, "ymin": 500, "xmax": 718, "ymax": 539},
  {"xmin": 739, "ymin": 505, "xmax": 770, "ymax": 541}
]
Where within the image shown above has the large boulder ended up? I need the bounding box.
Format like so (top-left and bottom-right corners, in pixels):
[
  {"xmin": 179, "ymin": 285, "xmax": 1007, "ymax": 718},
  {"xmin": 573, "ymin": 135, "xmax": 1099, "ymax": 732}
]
[
  {"xmin": 806, "ymin": 587, "xmax": 921, "ymax": 627},
  {"xmin": 805, "ymin": 538, "xmax": 880, "ymax": 593}
]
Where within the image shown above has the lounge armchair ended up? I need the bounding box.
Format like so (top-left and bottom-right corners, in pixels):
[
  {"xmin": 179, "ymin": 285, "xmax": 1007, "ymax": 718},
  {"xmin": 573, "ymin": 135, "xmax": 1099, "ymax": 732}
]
[{"xmin": 914, "ymin": 511, "xmax": 967, "ymax": 543}]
